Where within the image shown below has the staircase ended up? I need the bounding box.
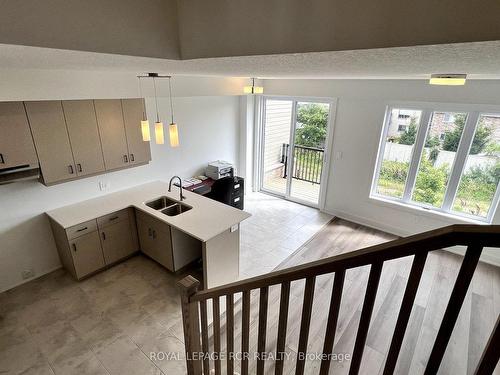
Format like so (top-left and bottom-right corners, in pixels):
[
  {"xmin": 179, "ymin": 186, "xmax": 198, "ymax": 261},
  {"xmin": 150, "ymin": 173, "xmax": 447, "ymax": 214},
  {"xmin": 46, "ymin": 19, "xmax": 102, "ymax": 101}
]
[{"xmin": 177, "ymin": 224, "xmax": 500, "ymax": 375}]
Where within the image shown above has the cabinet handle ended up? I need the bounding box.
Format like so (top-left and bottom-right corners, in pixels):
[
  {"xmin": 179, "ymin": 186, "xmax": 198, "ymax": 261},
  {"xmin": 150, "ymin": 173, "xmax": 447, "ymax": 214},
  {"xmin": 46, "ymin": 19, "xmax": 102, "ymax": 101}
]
[
  {"xmin": 123, "ymin": 155, "xmax": 128, "ymax": 163},
  {"xmin": 76, "ymin": 226, "xmax": 88, "ymax": 232},
  {"xmin": 152, "ymin": 230, "xmax": 156, "ymax": 239},
  {"xmin": 109, "ymin": 216, "xmax": 119, "ymax": 221},
  {"xmin": 77, "ymin": 163, "xmax": 83, "ymax": 173},
  {"xmin": 102, "ymin": 232, "xmax": 106, "ymax": 240},
  {"xmin": 130, "ymin": 154, "xmax": 135, "ymax": 162},
  {"xmin": 72, "ymin": 243, "xmax": 77, "ymax": 252},
  {"xmin": 148, "ymin": 227, "xmax": 152, "ymax": 237},
  {"xmin": 0, "ymin": 153, "xmax": 4, "ymax": 164},
  {"xmin": 68, "ymin": 165, "xmax": 74, "ymax": 174}
]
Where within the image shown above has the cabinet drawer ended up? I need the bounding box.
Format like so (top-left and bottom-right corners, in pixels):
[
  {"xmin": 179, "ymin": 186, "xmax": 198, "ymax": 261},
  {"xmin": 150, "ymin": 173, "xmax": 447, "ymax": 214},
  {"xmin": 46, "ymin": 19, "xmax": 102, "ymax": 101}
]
[
  {"xmin": 97, "ymin": 209, "xmax": 129, "ymax": 229},
  {"xmin": 66, "ymin": 219, "xmax": 98, "ymax": 240}
]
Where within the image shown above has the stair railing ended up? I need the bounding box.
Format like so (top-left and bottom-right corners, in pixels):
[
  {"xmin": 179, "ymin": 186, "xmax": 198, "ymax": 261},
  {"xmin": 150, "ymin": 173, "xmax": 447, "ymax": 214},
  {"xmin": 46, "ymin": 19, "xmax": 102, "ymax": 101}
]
[{"xmin": 178, "ymin": 224, "xmax": 500, "ymax": 375}]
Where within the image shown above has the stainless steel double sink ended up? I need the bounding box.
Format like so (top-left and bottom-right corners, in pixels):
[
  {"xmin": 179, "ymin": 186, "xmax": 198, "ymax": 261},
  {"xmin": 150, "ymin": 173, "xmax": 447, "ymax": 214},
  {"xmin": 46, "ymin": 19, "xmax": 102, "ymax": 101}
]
[{"xmin": 145, "ymin": 196, "xmax": 192, "ymax": 217}]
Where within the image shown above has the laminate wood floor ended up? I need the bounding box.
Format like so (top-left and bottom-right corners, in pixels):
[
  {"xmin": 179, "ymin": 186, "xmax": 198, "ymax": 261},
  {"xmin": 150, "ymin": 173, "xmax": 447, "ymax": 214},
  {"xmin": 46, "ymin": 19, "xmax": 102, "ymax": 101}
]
[{"xmin": 210, "ymin": 219, "xmax": 500, "ymax": 375}]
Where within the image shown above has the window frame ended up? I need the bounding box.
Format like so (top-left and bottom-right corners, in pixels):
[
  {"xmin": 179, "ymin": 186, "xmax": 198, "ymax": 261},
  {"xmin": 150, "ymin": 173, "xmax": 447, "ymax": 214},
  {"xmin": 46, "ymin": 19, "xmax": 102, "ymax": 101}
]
[{"xmin": 371, "ymin": 102, "xmax": 500, "ymax": 223}]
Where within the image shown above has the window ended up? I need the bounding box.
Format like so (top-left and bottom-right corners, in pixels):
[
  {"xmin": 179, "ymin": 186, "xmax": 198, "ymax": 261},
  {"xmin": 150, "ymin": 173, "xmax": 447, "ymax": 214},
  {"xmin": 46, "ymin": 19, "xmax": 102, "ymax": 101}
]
[{"xmin": 372, "ymin": 105, "xmax": 500, "ymax": 222}]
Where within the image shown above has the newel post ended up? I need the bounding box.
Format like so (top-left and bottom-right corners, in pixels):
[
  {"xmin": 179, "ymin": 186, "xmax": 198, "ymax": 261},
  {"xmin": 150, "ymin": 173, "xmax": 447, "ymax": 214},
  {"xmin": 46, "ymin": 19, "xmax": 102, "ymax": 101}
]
[{"xmin": 177, "ymin": 275, "xmax": 202, "ymax": 375}]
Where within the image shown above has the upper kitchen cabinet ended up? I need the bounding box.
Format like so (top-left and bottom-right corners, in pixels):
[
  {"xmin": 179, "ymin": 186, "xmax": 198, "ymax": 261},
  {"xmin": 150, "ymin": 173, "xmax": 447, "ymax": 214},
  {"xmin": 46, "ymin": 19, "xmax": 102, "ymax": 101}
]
[
  {"xmin": 0, "ymin": 102, "xmax": 38, "ymax": 169},
  {"xmin": 25, "ymin": 101, "xmax": 76, "ymax": 184},
  {"xmin": 62, "ymin": 100, "xmax": 105, "ymax": 177},
  {"xmin": 94, "ymin": 99, "xmax": 130, "ymax": 170},
  {"xmin": 121, "ymin": 99, "xmax": 151, "ymax": 165}
]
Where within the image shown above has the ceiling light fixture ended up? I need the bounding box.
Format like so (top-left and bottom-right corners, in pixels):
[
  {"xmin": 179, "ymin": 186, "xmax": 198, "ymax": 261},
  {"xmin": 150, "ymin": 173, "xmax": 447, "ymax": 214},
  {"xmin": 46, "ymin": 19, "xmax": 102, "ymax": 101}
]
[
  {"xmin": 168, "ymin": 77, "xmax": 179, "ymax": 148},
  {"xmin": 138, "ymin": 73, "xmax": 179, "ymax": 147},
  {"xmin": 137, "ymin": 76, "xmax": 150, "ymax": 141},
  {"xmin": 429, "ymin": 74, "xmax": 467, "ymax": 86},
  {"xmin": 151, "ymin": 73, "xmax": 164, "ymax": 145},
  {"xmin": 243, "ymin": 78, "xmax": 264, "ymax": 94}
]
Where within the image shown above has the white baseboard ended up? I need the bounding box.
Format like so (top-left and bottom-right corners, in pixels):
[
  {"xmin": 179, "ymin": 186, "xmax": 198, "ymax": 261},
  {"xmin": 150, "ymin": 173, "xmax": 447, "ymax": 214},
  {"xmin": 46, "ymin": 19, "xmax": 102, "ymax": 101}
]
[{"xmin": 322, "ymin": 208, "xmax": 500, "ymax": 267}]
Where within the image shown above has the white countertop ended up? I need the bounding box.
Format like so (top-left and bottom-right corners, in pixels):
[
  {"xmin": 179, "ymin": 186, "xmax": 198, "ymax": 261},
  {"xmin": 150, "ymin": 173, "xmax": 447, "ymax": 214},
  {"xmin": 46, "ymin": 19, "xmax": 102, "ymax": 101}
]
[{"xmin": 46, "ymin": 181, "xmax": 251, "ymax": 242}]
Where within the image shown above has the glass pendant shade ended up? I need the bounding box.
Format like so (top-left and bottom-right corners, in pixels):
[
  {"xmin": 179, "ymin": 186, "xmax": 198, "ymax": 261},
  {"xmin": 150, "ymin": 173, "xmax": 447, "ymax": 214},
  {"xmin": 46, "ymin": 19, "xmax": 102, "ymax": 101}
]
[
  {"xmin": 169, "ymin": 123, "xmax": 179, "ymax": 148},
  {"xmin": 155, "ymin": 122, "xmax": 164, "ymax": 144},
  {"xmin": 141, "ymin": 120, "xmax": 151, "ymax": 141}
]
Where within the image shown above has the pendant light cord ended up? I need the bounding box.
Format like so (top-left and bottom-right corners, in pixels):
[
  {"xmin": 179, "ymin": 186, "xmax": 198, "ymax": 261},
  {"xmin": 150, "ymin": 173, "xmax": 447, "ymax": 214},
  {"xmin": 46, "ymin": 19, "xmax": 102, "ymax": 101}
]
[
  {"xmin": 138, "ymin": 77, "xmax": 146, "ymax": 120},
  {"xmin": 168, "ymin": 77, "xmax": 175, "ymax": 124},
  {"xmin": 153, "ymin": 77, "xmax": 160, "ymax": 123}
]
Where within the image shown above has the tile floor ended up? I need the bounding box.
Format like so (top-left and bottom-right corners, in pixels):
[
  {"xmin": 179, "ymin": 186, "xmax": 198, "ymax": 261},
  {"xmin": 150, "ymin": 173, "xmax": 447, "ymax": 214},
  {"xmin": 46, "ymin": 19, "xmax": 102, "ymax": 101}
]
[{"xmin": 0, "ymin": 192, "xmax": 332, "ymax": 375}]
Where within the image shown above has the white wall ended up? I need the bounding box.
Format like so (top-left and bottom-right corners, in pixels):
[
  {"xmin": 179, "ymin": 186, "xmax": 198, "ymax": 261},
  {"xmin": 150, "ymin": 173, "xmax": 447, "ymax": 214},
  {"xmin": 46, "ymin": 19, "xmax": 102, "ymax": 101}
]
[
  {"xmin": 0, "ymin": 70, "xmax": 243, "ymax": 292},
  {"xmin": 263, "ymin": 79, "xmax": 500, "ymax": 264}
]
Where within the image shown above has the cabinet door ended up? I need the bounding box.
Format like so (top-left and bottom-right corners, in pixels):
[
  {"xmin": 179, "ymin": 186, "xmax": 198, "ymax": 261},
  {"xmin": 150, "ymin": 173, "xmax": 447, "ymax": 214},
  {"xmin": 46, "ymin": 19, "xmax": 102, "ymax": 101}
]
[
  {"xmin": 100, "ymin": 219, "xmax": 136, "ymax": 265},
  {"xmin": 62, "ymin": 100, "xmax": 105, "ymax": 176},
  {"xmin": 25, "ymin": 101, "xmax": 76, "ymax": 184},
  {"xmin": 121, "ymin": 99, "xmax": 151, "ymax": 165},
  {"xmin": 94, "ymin": 99, "xmax": 129, "ymax": 170},
  {"xmin": 0, "ymin": 102, "xmax": 38, "ymax": 169},
  {"xmin": 69, "ymin": 231, "xmax": 105, "ymax": 279},
  {"xmin": 150, "ymin": 220, "xmax": 174, "ymax": 271},
  {"xmin": 136, "ymin": 211, "xmax": 154, "ymax": 258}
]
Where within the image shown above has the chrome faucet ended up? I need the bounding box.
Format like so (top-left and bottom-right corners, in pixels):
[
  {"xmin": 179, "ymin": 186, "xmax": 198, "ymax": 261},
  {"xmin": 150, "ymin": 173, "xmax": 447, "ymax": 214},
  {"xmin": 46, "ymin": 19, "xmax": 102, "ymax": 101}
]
[{"xmin": 168, "ymin": 176, "xmax": 185, "ymax": 201}]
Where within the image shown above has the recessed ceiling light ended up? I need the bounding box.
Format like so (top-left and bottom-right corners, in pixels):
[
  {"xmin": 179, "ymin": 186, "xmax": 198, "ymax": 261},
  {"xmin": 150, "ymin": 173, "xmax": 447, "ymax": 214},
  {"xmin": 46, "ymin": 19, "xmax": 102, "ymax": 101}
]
[{"xmin": 429, "ymin": 74, "xmax": 467, "ymax": 86}]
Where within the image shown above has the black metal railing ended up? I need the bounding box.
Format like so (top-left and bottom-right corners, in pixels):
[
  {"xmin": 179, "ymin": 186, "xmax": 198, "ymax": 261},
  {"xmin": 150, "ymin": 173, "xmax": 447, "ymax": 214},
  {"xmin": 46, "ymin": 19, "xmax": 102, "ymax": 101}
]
[{"xmin": 281, "ymin": 143, "xmax": 324, "ymax": 184}]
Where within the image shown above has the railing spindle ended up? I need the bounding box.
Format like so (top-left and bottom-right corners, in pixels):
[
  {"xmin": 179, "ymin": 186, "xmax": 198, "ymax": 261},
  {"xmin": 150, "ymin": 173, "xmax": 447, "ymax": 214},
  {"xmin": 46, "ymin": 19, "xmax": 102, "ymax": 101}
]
[
  {"xmin": 200, "ymin": 300, "xmax": 210, "ymax": 375},
  {"xmin": 425, "ymin": 245, "xmax": 483, "ymax": 374},
  {"xmin": 349, "ymin": 261, "xmax": 383, "ymax": 375},
  {"xmin": 319, "ymin": 270, "xmax": 346, "ymax": 375},
  {"xmin": 226, "ymin": 294, "xmax": 234, "ymax": 375},
  {"xmin": 258, "ymin": 286, "xmax": 269, "ymax": 375},
  {"xmin": 296, "ymin": 277, "xmax": 316, "ymax": 375},
  {"xmin": 474, "ymin": 315, "xmax": 500, "ymax": 375},
  {"xmin": 383, "ymin": 252, "xmax": 428, "ymax": 374},
  {"xmin": 177, "ymin": 276, "xmax": 203, "ymax": 375},
  {"xmin": 275, "ymin": 281, "xmax": 291, "ymax": 375},
  {"xmin": 241, "ymin": 290, "xmax": 251, "ymax": 375},
  {"xmin": 213, "ymin": 297, "xmax": 221, "ymax": 375}
]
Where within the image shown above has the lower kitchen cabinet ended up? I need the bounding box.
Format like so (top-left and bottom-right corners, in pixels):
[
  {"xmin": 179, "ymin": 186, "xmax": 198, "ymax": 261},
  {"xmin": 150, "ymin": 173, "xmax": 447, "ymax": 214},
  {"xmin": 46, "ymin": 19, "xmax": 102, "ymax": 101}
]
[
  {"xmin": 136, "ymin": 210, "xmax": 201, "ymax": 272},
  {"xmin": 99, "ymin": 215, "xmax": 136, "ymax": 265},
  {"xmin": 136, "ymin": 210, "xmax": 174, "ymax": 270},
  {"xmin": 49, "ymin": 208, "xmax": 139, "ymax": 280},
  {"xmin": 69, "ymin": 231, "xmax": 106, "ymax": 279}
]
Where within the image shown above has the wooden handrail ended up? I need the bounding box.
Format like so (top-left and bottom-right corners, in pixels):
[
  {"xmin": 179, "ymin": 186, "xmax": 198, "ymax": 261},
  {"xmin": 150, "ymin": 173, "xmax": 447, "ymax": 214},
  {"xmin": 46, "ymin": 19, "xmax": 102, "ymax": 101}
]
[
  {"xmin": 191, "ymin": 224, "xmax": 500, "ymax": 302},
  {"xmin": 177, "ymin": 224, "xmax": 500, "ymax": 375}
]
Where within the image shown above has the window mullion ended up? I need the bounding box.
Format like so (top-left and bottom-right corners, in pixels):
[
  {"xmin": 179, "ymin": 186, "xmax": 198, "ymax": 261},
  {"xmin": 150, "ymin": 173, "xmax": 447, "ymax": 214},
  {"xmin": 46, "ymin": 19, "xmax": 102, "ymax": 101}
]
[
  {"xmin": 442, "ymin": 111, "xmax": 480, "ymax": 211},
  {"xmin": 403, "ymin": 110, "xmax": 431, "ymax": 202}
]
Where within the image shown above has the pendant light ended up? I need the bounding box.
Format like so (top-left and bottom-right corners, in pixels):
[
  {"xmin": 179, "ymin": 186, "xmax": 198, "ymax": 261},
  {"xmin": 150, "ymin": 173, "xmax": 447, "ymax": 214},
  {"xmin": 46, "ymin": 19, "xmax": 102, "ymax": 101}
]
[
  {"xmin": 243, "ymin": 78, "xmax": 264, "ymax": 94},
  {"xmin": 152, "ymin": 74, "xmax": 164, "ymax": 145},
  {"xmin": 168, "ymin": 76, "xmax": 179, "ymax": 148},
  {"xmin": 138, "ymin": 76, "xmax": 150, "ymax": 141}
]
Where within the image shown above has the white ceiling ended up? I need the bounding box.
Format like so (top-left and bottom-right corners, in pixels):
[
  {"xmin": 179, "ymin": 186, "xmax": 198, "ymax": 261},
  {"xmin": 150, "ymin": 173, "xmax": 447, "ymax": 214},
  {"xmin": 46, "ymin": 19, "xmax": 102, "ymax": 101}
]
[{"xmin": 1, "ymin": 41, "xmax": 500, "ymax": 80}]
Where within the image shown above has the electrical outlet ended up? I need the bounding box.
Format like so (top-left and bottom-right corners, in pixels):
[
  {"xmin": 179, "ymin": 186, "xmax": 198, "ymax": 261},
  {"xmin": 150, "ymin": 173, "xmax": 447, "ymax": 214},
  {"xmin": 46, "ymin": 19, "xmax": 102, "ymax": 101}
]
[{"xmin": 21, "ymin": 269, "xmax": 35, "ymax": 280}]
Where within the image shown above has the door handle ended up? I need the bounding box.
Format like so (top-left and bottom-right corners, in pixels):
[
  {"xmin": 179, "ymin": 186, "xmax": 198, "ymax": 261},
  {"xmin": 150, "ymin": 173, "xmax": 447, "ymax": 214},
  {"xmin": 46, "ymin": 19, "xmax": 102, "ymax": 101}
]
[
  {"xmin": 72, "ymin": 243, "xmax": 77, "ymax": 252},
  {"xmin": 0, "ymin": 153, "xmax": 4, "ymax": 164},
  {"xmin": 77, "ymin": 163, "xmax": 83, "ymax": 173},
  {"xmin": 68, "ymin": 165, "xmax": 74, "ymax": 174},
  {"xmin": 130, "ymin": 153, "xmax": 135, "ymax": 162},
  {"xmin": 123, "ymin": 155, "xmax": 129, "ymax": 163}
]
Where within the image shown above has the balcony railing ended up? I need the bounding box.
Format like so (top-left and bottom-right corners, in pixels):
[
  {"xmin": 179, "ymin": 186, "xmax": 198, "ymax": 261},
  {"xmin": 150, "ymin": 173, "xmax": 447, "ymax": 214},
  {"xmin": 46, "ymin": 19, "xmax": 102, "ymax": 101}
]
[{"xmin": 281, "ymin": 143, "xmax": 324, "ymax": 184}]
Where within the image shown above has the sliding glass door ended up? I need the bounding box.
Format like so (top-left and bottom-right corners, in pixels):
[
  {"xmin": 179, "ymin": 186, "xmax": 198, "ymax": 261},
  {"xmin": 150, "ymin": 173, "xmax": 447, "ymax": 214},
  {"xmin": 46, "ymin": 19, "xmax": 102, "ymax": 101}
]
[{"xmin": 260, "ymin": 97, "xmax": 332, "ymax": 206}]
